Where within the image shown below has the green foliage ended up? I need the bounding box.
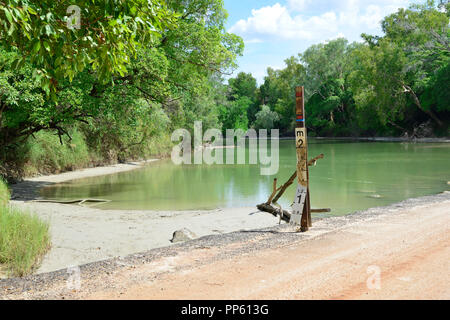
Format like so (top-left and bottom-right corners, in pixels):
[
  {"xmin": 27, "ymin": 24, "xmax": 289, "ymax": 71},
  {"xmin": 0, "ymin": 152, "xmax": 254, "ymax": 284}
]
[
  {"xmin": 0, "ymin": 0, "xmax": 244, "ymax": 178},
  {"xmin": 350, "ymin": 1, "xmax": 449, "ymax": 135},
  {"xmin": 254, "ymin": 105, "xmax": 280, "ymax": 130},
  {"xmin": 22, "ymin": 129, "xmax": 90, "ymax": 175},
  {"xmin": 219, "ymin": 96, "xmax": 251, "ymax": 132},
  {"xmin": 244, "ymin": 2, "xmax": 449, "ymax": 137},
  {"xmin": 0, "ymin": 0, "xmax": 178, "ymax": 93},
  {"xmin": 301, "ymin": 38, "xmax": 350, "ymax": 95},
  {"xmin": 422, "ymin": 63, "xmax": 450, "ymax": 112},
  {"xmin": 228, "ymin": 72, "xmax": 259, "ymax": 123},
  {"xmin": 0, "ymin": 177, "xmax": 9, "ymax": 206},
  {"xmin": 228, "ymin": 72, "xmax": 257, "ymax": 101},
  {"xmin": 350, "ymin": 40, "xmax": 408, "ymax": 126},
  {"xmin": 0, "ymin": 178, "xmax": 50, "ymax": 277},
  {"xmin": 1, "ymin": 0, "xmax": 448, "ymax": 181},
  {"xmin": 301, "ymin": 39, "xmax": 358, "ymax": 135},
  {"xmin": 259, "ymin": 56, "xmax": 305, "ymax": 133},
  {"xmin": 83, "ymin": 97, "xmax": 171, "ymax": 163},
  {"xmin": 0, "ymin": 203, "xmax": 50, "ymax": 277},
  {"xmin": 0, "ymin": 46, "xmax": 100, "ymax": 149}
]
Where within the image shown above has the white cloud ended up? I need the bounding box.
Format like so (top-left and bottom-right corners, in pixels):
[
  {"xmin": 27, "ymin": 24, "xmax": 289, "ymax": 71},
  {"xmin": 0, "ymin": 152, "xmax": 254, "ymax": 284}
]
[
  {"xmin": 229, "ymin": 0, "xmax": 412, "ymax": 43},
  {"xmin": 338, "ymin": 0, "xmax": 411, "ymax": 30},
  {"xmin": 244, "ymin": 38, "xmax": 264, "ymax": 44},
  {"xmin": 229, "ymin": 3, "xmax": 337, "ymax": 41},
  {"xmin": 321, "ymin": 32, "xmax": 346, "ymax": 44},
  {"xmin": 287, "ymin": 0, "xmax": 312, "ymax": 12},
  {"xmin": 228, "ymin": 0, "xmax": 414, "ymax": 84}
]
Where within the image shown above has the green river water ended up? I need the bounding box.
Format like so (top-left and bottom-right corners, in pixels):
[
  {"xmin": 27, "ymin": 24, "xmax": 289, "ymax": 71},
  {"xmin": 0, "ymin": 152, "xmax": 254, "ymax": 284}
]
[{"xmin": 40, "ymin": 140, "xmax": 450, "ymax": 216}]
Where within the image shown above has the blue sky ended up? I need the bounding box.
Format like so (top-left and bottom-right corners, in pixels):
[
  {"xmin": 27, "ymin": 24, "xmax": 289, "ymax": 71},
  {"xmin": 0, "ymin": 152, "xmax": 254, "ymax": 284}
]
[{"xmin": 223, "ymin": 0, "xmax": 420, "ymax": 83}]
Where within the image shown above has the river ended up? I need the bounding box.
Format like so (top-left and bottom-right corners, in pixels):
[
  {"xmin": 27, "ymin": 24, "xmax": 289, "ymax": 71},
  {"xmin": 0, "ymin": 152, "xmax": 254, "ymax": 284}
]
[{"xmin": 40, "ymin": 139, "xmax": 450, "ymax": 216}]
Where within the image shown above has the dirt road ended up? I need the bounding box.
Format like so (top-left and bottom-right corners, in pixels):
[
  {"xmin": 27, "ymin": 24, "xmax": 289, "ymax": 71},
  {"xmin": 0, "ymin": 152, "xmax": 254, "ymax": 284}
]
[
  {"xmin": 89, "ymin": 199, "xmax": 449, "ymax": 300},
  {"xmin": 1, "ymin": 193, "xmax": 449, "ymax": 300}
]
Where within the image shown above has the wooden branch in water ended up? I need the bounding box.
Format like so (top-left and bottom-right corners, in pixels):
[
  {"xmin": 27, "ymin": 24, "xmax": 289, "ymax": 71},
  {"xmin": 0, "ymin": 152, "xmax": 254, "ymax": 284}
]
[
  {"xmin": 272, "ymin": 171, "xmax": 297, "ymax": 204},
  {"xmin": 311, "ymin": 208, "xmax": 331, "ymax": 213},
  {"xmin": 258, "ymin": 154, "xmax": 328, "ymax": 222},
  {"xmin": 271, "ymin": 154, "xmax": 324, "ymax": 204},
  {"xmin": 257, "ymin": 204, "xmax": 331, "ymax": 224},
  {"xmin": 266, "ymin": 178, "xmax": 281, "ymax": 205},
  {"xmin": 256, "ymin": 203, "xmax": 291, "ymax": 223},
  {"xmin": 307, "ymin": 153, "xmax": 324, "ymax": 167},
  {"xmin": 32, "ymin": 199, "xmax": 111, "ymax": 206}
]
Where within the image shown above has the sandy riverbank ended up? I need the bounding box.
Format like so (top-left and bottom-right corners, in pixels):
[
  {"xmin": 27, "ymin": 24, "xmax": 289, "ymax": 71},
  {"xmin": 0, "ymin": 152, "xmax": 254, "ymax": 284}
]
[
  {"xmin": 1, "ymin": 192, "xmax": 449, "ymax": 299},
  {"xmin": 8, "ymin": 160, "xmax": 280, "ymax": 275},
  {"xmin": 10, "ymin": 160, "xmax": 159, "ymax": 200},
  {"xmin": 10, "ymin": 202, "xmax": 280, "ymax": 275}
]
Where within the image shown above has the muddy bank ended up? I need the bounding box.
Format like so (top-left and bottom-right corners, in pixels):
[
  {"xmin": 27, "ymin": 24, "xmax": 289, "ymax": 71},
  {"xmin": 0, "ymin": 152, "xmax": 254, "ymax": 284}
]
[
  {"xmin": 7, "ymin": 159, "xmax": 279, "ymax": 275},
  {"xmin": 9, "ymin": 160, "xmax": 159, "ymax": 201},
  {"xmin": 9, "ymin": 202, "xmax": 280, "ymax": 275}
]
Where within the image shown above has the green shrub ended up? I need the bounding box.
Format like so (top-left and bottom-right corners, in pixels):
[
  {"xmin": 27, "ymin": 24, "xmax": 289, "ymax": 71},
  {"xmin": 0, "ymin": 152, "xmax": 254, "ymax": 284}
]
[
  {"xmin": 0, "ymin": 177, "xmax": 9, "ymax": 206},
  {"xmin": 0, "ymin": 178, "xmax": 51, "ymax": 277},
  {"xmin": 0, "ymin": 205, "xmax": 51, "ymax": 277},
  {"xmin": 23, "ymin": 129, "xmax": 90, "ymax": 176},
  {"xmin": 253, "ymin": 105, "xmax": 280, "ymax": 130}
]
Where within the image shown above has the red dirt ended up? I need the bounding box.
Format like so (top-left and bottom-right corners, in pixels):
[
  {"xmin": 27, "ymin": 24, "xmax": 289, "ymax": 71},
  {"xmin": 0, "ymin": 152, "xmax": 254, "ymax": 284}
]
[{"xmin": 86, "ymin": 201, "xmax": 450, "ymax": 300}]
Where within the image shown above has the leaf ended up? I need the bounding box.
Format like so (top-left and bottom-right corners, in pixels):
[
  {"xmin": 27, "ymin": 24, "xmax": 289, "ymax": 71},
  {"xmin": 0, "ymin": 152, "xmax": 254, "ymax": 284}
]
[
  {"xmin": 43, "ymin": 41, "xmax": 50, "ymax": 52},
  {"xmin": 41, "ymin": 79, "xmax": 50, "ymax": 95},
  {"xmin": 32, "ymin": 41, "xmax": 41, "ymax": 54},
  {"xmin": 45, "ymin": 24, "xmax": 52, "ymax": 36},
  {"xmin": 3, "ymin": 8, "xmax": 13, "ymax": 23},
  {"xmin": 27, "ymin": 6, "xmax": 37, "ymax": 15},
  {"xmin": 7, "ymin": 21, "xmax": 15, "ymax": 36},
  {"xmin": 11, "ymin": 57, "xmax": 22, "ymax": 70}
]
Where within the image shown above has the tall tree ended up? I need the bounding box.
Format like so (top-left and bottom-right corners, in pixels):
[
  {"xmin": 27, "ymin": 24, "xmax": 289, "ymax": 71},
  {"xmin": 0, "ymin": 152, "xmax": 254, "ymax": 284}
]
[
  {"xmin": 259, "ymin": 56, "xmax": 305, "ymax": 133},
  {"xmin": 0, "ymin": 0, "xmax": 178, "ymax": 94},
  {"xmin": 227, "ymin": 72, "xmax": 258, "ymax": 123},
  {"xmin": 300, "ymin": 39, "xmax": 357, "ymax": 135},
  {"xmin": 0, "ymin": 0, "xmax": 244, "ymax": 149},
  {"xmin": 353, "ymin": 0, "xmax": 449, "ymax": 133}
]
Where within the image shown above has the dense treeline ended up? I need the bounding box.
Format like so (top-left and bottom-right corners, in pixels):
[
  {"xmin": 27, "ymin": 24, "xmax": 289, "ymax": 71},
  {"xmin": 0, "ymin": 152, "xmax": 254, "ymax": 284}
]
[
  {"xmin": 0, "ymin": 0, "xmax": 243, "ymax": 178},
  {"xmin": 221, "ymin": 1, "xmax": 449, "ymax": 137},
  {"xmin": 0, "ymin": 0, "xmax": 448, "ymax": 180}
]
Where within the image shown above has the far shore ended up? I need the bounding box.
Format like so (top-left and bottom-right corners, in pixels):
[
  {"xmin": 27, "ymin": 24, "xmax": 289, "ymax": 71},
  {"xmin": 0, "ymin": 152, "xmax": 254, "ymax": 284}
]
[
  {"xmin": 227, "ymin": 135, "xmax": 450, "ymax": 143},
  {"xmin": 314, "ymin": 136, "xmax": 450, "ymax": 143},
  {"xmin": 279, "ymin": 136, "xmax": 450, "ymax": 142}
]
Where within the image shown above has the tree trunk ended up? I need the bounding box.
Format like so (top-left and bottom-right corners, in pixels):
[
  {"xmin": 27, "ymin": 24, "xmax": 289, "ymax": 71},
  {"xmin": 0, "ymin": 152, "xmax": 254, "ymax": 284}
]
[{"xmin": 403, "ymin": 84, "xmax": 443, "ymax": 127}]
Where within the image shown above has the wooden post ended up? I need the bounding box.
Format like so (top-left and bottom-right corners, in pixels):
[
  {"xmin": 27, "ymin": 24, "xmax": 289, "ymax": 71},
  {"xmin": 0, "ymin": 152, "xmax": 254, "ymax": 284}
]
[
  {"xmin": 291, "ymin": 86, "xmax": 311, "ymax": 231},
  {"xmin": 271, "ymin": 154, "xmax": 323, "ymax": 204}
]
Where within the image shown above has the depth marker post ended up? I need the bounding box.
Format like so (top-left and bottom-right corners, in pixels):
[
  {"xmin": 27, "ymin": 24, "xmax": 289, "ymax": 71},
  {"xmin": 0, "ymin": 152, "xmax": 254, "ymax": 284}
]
[
  {"xmin": 291, "ymin": 86, "xmax": 311, "ymax": 231},
  {"xmin": 256, "ymin": 86, "xmax": 328, "ymax": 228}
]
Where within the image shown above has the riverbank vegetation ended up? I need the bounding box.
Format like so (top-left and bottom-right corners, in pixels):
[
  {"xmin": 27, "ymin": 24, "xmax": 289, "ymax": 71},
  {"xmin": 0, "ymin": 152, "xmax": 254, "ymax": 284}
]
[
  {"xmin": 0, "ymin": 0, "xmax": 448, "ymax": 180},
  {"xmin": 224, "ymin": 1, "xmax": 449, "ymax": 137},
  {"xmin": 0, "ymin": 0, "xmax": 243, "ymax": 180},
  {"xmin": 0, "ymin": 178, "xmax": 50, "ymax": 276}
]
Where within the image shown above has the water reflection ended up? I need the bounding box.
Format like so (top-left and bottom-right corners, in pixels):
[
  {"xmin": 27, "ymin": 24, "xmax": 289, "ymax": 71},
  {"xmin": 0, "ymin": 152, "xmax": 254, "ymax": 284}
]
[{"xmin": 41, "ymin": 140, "xmax": 450, "ymax": 216}]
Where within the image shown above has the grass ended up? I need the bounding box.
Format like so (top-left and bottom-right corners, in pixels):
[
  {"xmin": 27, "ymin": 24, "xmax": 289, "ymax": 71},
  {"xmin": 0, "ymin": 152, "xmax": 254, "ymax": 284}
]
[
  {"xmin": 0, "ymin": 177, "xmax": 8, "ymax": 207},
  {"xmin": 23, "ymin": 129, "xmax": 91, "ymax": 176},
  {"xmin": 0, "ymin": 178, "xmax": 50, "ymax": 277}
]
